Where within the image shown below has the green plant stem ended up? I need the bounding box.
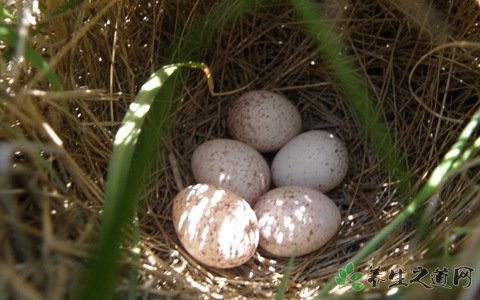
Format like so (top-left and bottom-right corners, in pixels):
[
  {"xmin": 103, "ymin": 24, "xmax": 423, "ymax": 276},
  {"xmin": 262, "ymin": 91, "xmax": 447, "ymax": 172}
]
[
  {"xmin": 82, "ymin": 2, "xmax": 266, "ymax": 298},
  {"xmin": 319, "ymin": 107, "xmax": 480, "ymax": 296},
  {"xmin": 275, "ymin": 256, "xmax": 295, "ymax": 300},
  {"xmin": 287, "ymin": 0, "xmax": 480, "ymax": 296},
  {"xmin": 0, "ymin": 4, "xmax": 16, "ymax": 20},
  {"xmin": 0, "ymin": 24, "xmax": 63, "ymax": 91},
  {"xmin": 50, "ymin": 0, "xmax": 85, "ymax": 16},
  {"xmin": 81, "ymin": 61, "xmax": 209, "ymax": 300},
  {"xmin": 290, "ymin": 0, "xmax": 411, "ymax": 193},
  {"xmin": 169, "ymin": 0, "xmax": 266, "ymax": 62},
  {"xmin": 127, "ymin": 215, "xmax": 140, "ymax": 300}
]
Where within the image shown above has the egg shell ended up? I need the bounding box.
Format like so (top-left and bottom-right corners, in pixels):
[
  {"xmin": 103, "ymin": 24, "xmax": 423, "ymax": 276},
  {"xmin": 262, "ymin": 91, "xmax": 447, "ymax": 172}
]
[
  {"xmin": 271, "ymin": 130, "xmax": 348, "ymax": 192},
  {"xmin": 253, "ymin": 186, "xmax": 341, "ymax": 257},
  {"xmin": 172, "ymin": 183, "xmax": 259, "ymax": 268},
  {"xmin": 191, "ymin": 139, "xmax": 270, "ymax": 206},
  {"xmin": 227, "ymin": 90, "xmax": 302, "ymax": 153}
]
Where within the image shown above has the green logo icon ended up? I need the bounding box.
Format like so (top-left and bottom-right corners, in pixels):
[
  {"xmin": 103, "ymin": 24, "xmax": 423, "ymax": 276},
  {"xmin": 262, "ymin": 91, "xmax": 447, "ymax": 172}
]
[{"xmin": 335, "ymin": 262, "xmax": 365, "ymax": 291}]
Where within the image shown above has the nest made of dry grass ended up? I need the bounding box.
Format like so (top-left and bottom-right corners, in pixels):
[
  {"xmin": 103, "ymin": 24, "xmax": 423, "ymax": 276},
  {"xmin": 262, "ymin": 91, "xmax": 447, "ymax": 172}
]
[{"xmin": 1, "ymin": 0, "xmax": 479, "ymax": 299}]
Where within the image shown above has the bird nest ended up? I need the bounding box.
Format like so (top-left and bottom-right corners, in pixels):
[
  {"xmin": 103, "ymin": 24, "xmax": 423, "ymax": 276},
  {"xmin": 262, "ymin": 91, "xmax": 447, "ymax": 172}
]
[{"xmin": 1, "ymin": 0, "xmax": 479, "ymax": 299}]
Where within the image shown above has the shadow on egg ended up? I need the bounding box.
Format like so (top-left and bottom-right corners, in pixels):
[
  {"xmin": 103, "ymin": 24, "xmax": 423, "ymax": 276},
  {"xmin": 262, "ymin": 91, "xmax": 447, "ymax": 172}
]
[
  {"xmin": 173, "ymin": 184, "xmax": 259, "ymax": 268},
  {"xmin": 254, "ymin": 186, "xmax": 340, "ymax": 258}
]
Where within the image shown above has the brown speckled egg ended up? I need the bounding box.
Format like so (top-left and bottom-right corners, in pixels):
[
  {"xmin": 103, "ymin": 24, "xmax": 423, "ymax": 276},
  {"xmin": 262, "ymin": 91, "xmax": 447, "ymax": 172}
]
[
  {"xmin": 253, "ymin": 186, "xmax": 341, "ymax": 257},
  {"xmin": 271, "ymin": 130, "xmax": 348, "ymax": 192},
  {"xmin": 191, "ymin": 139, "xmax": 270, "ymax": 206},
  {"xmin": 227, "ymin": 90, "xmax": 302, "ymax": 153},
  {"xmin": 172, "ymin": 183, "xmax": 259, "ymax": 268}
]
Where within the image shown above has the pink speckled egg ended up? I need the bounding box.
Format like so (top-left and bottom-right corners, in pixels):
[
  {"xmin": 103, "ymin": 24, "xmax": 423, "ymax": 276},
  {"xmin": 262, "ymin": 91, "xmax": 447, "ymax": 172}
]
[
  {"xmin": 227, "ymin": 90, "xmax": 302, "ymax": 153},
  {"xmin": 191, "ymin": 139, "xmax": 270, "ymax": 206},
  {"xmin": 253, "ymin": 186, "xmax": 341, "ymax": 257},
  {"xmin": 172, "ymin": 184, "xmax": 259, "ymax": 268},
  {"xmin": 271, "ymin": 130, "xmax": 349, "ymax": 192}
]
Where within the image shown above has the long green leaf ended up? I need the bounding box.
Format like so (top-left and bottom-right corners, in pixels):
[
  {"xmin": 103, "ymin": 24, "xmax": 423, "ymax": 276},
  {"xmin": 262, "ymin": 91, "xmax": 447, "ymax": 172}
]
[
  {"xmin": 275, "ymin": 256, "xmax": 295, "ymax": 300},
  {"xmin": 50, "ymin": 0, "xmax": 85, "ymax": 16},
  {"xmin": 0, "ymin": 24, "xmax": 63, "ymax": 91},
  {"xmin": 127, "ymin": 215, "xmax": 140, "ymax": 300},
  {"xmin": 169, "ymin": 0, "xmax": 266, "ymax": 62},
  {"xmin": 287, "ymin": 0, "xmax": 480, "ymax": 297},
  {"xmin": 81, "ymin": 1, "xmax": 268, "ymax": 298},
  {"xmin": 318, "ymin": 107, "xmax": 480, "ymax": 296},
  {"xmin": 290, "ymin": 0, "xmax": 411, "ymax": 193},
  {"xmin": 0, "ymin": 4, "xmax": 15, "ymax": 20},
  {"xmin": 81, "ymin": 61, "xmax": 207, "ymax": 300}
]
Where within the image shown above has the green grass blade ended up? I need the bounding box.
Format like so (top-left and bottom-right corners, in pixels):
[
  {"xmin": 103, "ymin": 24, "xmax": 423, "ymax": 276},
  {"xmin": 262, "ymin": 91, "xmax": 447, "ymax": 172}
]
[
  {"xmin": 290, "ymin": 0, "xmax": 411, "ymax": 193},
  {"xmin": 81, "ymin": 2, "xmax": 268, "ymax": 298},
  {"xmin": 0, "ymin": 4, "xmax": 15, "ymax": 20},
  {"xmin": 318, "ymin": 107, "xmax": 480, "ymax": 296},
  {"xmin": 275, "ymin": 256, "xmax": 295, "ymax": 300},
  {"xmin": 23, "ymin": 46, "xmax": 63, "ymax": 91},
  {"xmin": 0, "ymin": 24, "xmax": 63, "ymax": 91},
  {"xmin": 127, "ymin": 215, "xmax": 140, "ymax": 300},
  {"xmin": 49, "ymin": 0, "xmax": 85, "ymax": 16},
  {"xmin": 80, "ymin": 2, "xmax": 269, "ymax": 296},
  {"xmin": 81, "ymin": 61, "xmax": 207, "ymax": 300},
  {"xmin": 169, "ymin": 0, "xmax": 266, "ymax": 62},
  {"xmin": 0, "ymin": 274, "xmax": 6, "ymax": 300},
  {"xmin": 287, "ymin": 0, "xmax": 480, "ymax": 296}
]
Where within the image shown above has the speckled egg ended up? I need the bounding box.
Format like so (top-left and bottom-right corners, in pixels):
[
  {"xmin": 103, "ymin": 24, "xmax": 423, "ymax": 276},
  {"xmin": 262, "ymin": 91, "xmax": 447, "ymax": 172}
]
[
  {"xmin": 172, "ymin": 183, "xmax": 259, "ymax": 268},
  {"xmin": 253, "ymin": 186, "xmax": 341, "ymax": 257},
  {"xmin": 191, "ymin": 139, "xmax": 270, "ymax": 206},
  {"xmin": 227, "ymin": 90, "xmax": 302, "ymax": 153},
  {"xmin": 271, "ymin": 130, "xmax": 348, "ymax": 192}
]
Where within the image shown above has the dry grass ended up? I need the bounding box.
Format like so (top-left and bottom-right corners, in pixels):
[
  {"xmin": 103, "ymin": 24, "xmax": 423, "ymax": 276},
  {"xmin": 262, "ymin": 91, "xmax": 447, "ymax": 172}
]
[{"xmin": 0, "ymin": 0, "xmax": 479, "ymax": 299}]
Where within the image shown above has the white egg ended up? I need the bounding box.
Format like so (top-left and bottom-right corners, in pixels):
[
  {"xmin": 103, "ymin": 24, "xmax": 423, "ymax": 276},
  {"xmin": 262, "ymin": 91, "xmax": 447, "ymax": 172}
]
[
  {"xmin": 253, "ymin": 186, "xmax": 341, "ymax": 257},
  {"xmin": 271, "ymin": 130, "xmax": 348, "ymax": 192},
  {"xmin": 172, "ymin": 184, "xmax": 259, "ymax": 268},
  {"xmin": 227, "ymin": 90, "xmax": 302, "ymax": 153},
  {"xmin": 191, "ymin": 139, "xmax": 270, "ymax": 206}
]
